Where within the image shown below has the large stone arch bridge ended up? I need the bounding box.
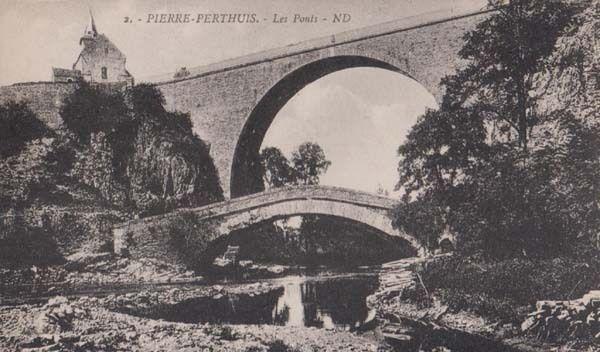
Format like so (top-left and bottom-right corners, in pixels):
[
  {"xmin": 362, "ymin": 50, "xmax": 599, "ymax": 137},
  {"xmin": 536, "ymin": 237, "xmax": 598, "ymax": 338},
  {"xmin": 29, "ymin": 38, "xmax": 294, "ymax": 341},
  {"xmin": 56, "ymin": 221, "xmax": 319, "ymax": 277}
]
[
  {"xmin": 113, "ymin": 185, "xmax": 423, "ymax": 264},
  {"xmin": 150, "ymin": 8, "xmax": 492, "ymax": 198}
]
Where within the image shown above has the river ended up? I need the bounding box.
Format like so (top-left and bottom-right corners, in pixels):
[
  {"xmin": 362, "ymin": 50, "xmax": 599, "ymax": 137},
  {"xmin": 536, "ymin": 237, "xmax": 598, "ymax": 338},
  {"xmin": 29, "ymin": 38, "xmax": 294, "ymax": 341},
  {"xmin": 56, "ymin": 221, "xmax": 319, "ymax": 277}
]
[{"xmin": 121, "ymin": 271, "xmax": 380, "ymax": 331}]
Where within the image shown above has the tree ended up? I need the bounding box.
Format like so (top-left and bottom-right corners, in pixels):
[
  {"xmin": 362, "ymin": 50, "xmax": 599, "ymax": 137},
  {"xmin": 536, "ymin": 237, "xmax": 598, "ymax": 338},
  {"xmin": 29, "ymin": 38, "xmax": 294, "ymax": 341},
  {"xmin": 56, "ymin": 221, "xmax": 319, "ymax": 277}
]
[
  {"xmin": 61, "ymin": 83, "xmax": 130, "ymax": 145},
  {"xmin": 394, "ymin": 0, "xmax": 594, "ymax": 258},
  {"xmin": 291, "ymin": 142, "xmax": 331, "ymax": 186},
  {"xmin": 258, "ymin": 143, "xmax": 332, "ymax": 257},
  {"xmin": 0, "ymin": 101, "xmax": 48, "ymax": 158},
  {"xmin": 393, "ymin": 197, "xmax": 447, "ymax": 252},
  {"xmin": 260, "ymin": 147, "xmax": 297, "ymax": 187},
  {"xmin": 260, "ymin": 142, "xmax": 331, "ymax": 188},
  {"xmin": 446, "ymin": 0, "xmax": 575, "ymax": 151}
]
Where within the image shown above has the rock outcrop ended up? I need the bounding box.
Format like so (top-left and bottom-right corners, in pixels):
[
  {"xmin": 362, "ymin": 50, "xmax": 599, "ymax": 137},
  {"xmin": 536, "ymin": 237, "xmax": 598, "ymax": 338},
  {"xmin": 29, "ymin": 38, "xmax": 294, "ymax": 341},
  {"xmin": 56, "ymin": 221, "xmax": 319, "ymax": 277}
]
[
  {"xmin": 127, "ymin": 122, "xmax": 223, "ymax": 216},
  {"xmin": 0, "ymin": 84, "xmax": 224, "ymax": 262},
  {"xmin": 534, "ymin": 0, "xmax": 599, "ymax": 124},
  {"xmin": 521, "ymin": 291, "xmax": 600, "ymax": 343}
]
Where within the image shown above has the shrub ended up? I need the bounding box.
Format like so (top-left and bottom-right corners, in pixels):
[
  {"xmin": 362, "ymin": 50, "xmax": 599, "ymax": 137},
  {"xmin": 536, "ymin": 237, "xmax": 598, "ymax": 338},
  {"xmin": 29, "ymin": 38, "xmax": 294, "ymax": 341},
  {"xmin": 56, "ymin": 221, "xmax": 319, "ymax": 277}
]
[
  {"xmin": 61, "ymin": 83, "xmax": 129, "ymax": 145},
  {"xmin": 266, "ymin": 340, "xmax": 300, "ymax": 352},
  {"xmin": 167, "ymin": 211, "xmax": 217, "ymax": 271},
  {"xmin": 417, "ymin": 255, "xmax": 600, "ymax": 322},
  {"xmin": 0, "ymin": 221, "xmax": 63, "ymax": 269},
  {"xmin": 0, "ymin": 101, "xmax": 48, "ymax": 158}
]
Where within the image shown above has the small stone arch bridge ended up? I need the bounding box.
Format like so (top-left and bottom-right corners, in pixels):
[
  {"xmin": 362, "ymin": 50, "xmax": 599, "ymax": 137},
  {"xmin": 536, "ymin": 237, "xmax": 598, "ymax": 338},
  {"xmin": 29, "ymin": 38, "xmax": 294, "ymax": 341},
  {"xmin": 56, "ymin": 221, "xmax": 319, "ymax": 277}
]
[{"xmin": 113, "ymin": 185, "xmax": 424, "ymax": 265}]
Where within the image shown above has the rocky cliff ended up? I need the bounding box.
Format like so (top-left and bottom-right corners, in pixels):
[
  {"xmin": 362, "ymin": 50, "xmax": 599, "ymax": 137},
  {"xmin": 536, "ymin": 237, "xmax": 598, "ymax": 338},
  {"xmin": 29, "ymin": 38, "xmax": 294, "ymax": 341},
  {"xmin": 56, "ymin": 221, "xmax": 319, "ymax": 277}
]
[
  {"xmin": 0, "ymin": 84, "xmax": 223, "ymax": 261},
  {"xmin": 127, "ymin": 121, "xmax": 223, "ymax": 216},
  {"xmin": 534, "ymin": 0, "xmax": 599, "ymax": 124}
]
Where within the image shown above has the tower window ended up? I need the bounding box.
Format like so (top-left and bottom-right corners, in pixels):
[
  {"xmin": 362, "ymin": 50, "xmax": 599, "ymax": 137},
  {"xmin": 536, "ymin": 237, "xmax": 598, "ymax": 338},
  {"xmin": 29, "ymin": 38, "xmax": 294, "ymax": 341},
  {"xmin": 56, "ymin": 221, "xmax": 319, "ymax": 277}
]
[
  {"xmin": 101, "ymin": 67, "xmax": 108, "ymax": 79},
  {"xmin": 105, "ymin": 48, "xmax": 109, "ymax": 55}
]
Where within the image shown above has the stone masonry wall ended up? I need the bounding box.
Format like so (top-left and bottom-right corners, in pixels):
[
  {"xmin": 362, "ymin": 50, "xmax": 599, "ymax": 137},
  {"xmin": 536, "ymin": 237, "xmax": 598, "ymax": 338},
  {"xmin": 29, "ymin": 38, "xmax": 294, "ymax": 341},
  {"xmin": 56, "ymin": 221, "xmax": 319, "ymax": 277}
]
[
  {"xmin": 0, "ymin": 12, "xmax": 488, "ymax": 197},
  {"xmin": 112, "ymin": 185, "xmax": 416, "ymax": 267},
  {"xmin": 155, "ymin": 11, "xmax": 489, "ymax": 197},
  {"xmin": 0, "ymin": 82, "xmax": 77, "ymax": 129}
]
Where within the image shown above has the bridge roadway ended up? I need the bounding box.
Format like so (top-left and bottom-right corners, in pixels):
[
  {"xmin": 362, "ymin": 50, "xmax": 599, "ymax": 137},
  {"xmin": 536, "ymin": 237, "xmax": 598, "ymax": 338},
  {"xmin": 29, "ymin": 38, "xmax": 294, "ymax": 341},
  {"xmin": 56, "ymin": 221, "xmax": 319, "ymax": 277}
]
[{"xmin": 113, "ymin": 185, "xmax": 423, "ymax": 262}]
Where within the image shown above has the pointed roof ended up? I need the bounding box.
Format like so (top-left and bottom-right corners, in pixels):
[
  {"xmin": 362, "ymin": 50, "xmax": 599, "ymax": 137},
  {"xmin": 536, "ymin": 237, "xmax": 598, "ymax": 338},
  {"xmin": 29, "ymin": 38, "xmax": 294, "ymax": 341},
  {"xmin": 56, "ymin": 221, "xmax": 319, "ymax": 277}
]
[{"xmin": 84, "ymin": 9, "xmax": 97, "ymax": 37}]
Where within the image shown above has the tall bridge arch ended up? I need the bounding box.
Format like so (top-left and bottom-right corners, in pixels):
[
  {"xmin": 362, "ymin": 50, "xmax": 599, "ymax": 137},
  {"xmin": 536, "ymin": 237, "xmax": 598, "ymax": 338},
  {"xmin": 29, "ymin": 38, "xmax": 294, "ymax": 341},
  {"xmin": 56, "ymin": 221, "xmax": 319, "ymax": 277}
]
[
  {"xmin": 230, "ymin": 55, "xmax": 419, "ymax": 197},
  {"xmin": 154, "ymin": 9, "xmax": 492, "ymax": 197}
]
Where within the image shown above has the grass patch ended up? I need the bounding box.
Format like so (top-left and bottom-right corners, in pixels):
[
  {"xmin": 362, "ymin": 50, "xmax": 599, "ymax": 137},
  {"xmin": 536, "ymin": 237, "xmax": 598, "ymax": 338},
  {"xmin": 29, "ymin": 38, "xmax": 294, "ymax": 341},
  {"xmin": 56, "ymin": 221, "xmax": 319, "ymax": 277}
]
[{"xmin": 417, "ymin": 255, "xmax": 600, "ymax": 322}]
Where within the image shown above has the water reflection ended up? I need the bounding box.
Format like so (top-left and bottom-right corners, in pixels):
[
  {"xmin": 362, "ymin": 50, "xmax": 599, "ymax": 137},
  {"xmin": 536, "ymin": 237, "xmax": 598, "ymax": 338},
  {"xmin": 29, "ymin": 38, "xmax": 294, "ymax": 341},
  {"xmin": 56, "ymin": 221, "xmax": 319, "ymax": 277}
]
[
  {"xmin": 122, "ymin": 274, "xmax": 379, "ymax": 330},
  {"xmin": 272, "ymin": 275, "xmax": 378, "ymax": 330}
]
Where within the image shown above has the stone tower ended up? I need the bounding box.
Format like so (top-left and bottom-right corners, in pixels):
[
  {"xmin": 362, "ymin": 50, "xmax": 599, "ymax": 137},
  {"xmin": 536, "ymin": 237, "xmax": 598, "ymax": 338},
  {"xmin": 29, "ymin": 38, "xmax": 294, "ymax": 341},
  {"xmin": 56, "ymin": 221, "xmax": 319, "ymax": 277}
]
[{"xmin": 53, "ymin": 11, "xmax": 134, "ymax": 86}]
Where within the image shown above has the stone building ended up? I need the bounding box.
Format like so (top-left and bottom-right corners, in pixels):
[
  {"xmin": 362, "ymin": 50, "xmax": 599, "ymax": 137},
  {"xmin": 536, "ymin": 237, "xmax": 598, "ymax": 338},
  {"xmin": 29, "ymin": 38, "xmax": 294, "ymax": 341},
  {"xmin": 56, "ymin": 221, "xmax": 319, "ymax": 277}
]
[
  {"xmin": 52, "ymin": 68, "xmax": 82, "ymax": 83},
  {"xmin": 52, "ymin": 12, "xmax": 134, "ymax": 86}
]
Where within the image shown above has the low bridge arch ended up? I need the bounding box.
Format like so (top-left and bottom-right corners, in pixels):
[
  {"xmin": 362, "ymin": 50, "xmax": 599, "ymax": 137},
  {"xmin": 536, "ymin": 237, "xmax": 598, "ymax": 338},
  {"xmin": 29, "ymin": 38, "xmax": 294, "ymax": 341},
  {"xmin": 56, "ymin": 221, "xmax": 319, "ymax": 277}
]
[{"xmin": 113, "ymin": 185, "xmax": 424, "ymax": 265}]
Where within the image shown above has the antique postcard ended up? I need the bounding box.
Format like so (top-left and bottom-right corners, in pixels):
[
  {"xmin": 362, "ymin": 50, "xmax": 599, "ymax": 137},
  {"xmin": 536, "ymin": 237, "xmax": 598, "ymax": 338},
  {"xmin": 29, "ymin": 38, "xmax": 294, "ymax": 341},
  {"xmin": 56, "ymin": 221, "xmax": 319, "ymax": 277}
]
[{"xmin": 0, "ymin": 0, "xmax": 598, "ymax": 351}]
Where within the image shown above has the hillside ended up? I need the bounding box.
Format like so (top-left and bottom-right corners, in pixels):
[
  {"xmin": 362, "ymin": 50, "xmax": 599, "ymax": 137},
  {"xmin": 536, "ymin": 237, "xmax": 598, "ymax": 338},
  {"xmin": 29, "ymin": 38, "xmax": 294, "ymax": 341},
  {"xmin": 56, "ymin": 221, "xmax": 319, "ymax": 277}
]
[{"xmin": 0, "ymin": 83, "xmax": 223, "ymax": 264}]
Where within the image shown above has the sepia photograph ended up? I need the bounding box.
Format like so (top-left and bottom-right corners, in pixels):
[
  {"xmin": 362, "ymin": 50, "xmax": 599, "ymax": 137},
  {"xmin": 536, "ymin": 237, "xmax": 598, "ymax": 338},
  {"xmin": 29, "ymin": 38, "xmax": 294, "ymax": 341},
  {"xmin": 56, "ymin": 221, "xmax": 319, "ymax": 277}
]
[{"xmin": 0, "ymin": 0, "xmax": 598, "ymax": 351}]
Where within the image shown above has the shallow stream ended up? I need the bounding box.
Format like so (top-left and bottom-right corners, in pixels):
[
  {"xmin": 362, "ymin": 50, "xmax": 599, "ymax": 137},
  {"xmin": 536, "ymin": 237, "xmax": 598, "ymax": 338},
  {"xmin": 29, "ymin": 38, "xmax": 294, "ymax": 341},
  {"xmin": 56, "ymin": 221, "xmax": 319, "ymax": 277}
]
[{"xmin": 133, "ymin": 273, "xmax": 379, "ymax": 330}]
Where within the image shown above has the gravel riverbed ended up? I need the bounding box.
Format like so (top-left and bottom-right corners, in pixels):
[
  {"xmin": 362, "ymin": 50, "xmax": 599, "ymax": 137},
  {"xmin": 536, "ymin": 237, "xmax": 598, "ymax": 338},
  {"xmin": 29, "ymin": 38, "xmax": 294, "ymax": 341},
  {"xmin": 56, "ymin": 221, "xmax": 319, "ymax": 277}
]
[{"xmin": 0, "ymin": 280, "xmax": 385, "ymax": 352}]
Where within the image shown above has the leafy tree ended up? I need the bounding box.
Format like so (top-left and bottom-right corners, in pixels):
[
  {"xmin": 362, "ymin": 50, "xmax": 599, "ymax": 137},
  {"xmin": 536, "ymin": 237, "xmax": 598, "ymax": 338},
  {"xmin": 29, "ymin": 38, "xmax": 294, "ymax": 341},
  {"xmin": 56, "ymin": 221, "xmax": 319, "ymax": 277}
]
[
  {"xmin": 259, "ymin": 142, "xmax": 331, "ymax": 188},
  {"xmin": 61, "ymin": 83, "xmax": 130, "ymax": 145},
  {"xmin": 126, "ymin": 83, "xmax": 166, "ymax": 118},
  {"xmin": 394, "ymin": 0, "xmax": 594, "ymax": 258},
  {"xmin": 392, "ymin": 197, "xmax": 447, "ymax": 252},
  {"xmin": 260, "ymin": 147, "xmax": 297, "ymax": 187},
  {"xmin": 258, "ymin": 143, "xmax": 331, "ymax": 257},
  {"xmin": 445, "ymin": 0, "xmax": 576, "ymax": 151},
  {"xmin": 291, "ymin": 142, "xmax": 331, "ymax": 186},
  {"xmin": 0, "ymin": 101, "xmax": 48, "ymax": 158}
]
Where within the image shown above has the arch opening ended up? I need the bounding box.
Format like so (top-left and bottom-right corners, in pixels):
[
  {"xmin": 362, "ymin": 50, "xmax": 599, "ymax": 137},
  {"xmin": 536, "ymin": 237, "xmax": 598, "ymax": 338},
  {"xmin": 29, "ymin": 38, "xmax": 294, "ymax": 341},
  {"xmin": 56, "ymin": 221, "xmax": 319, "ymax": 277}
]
[
  {"xmin": 204, "ymin": 214, "xmax": 418, "ymax": 268},
  {"xmin": 213, "ymin": 193, "xmax": 422, "ymax": 252},
  {"xmin": 230, "ymin": 55, "xmax": 428, "ymax": 198}
]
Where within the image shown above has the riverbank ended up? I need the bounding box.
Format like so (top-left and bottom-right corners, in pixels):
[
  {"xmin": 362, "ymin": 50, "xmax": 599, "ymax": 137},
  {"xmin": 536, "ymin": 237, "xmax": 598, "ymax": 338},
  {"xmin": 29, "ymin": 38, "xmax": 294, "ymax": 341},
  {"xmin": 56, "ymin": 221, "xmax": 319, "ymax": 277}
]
[
  {"xmin": 0, "ymin": 250, "xmax": 308, "ymax": 304},
  {"xmin": 6, "ymin": 252, "xmax": 597, "ymax": 351},
  {"xmin": 0, "ymin": 277, "xmax": 385, "ymax": 352},
  {"xmin": 367, "ymin": 256, "xmax": 600, "ymax": 351}
]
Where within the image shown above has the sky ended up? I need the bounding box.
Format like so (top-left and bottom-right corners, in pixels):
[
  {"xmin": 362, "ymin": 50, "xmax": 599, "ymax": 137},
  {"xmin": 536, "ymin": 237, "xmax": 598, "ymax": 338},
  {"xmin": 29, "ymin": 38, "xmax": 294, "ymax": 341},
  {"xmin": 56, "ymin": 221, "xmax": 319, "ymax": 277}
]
[
  {"xmin": 0, "ymin": 0, "xmax": 486, "ymax": 195},
  {"xmin": 0, "ymin": 0, "xmax": 486, "ymax": 85},
  {"xmin": 262, "ymin": 68, "xmax": 437, "ymax": 194}
]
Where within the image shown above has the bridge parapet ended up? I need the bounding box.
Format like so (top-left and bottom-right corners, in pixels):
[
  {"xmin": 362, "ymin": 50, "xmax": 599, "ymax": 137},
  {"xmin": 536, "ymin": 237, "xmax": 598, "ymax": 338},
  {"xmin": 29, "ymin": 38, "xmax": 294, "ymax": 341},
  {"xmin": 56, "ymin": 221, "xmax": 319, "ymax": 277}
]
[
  {"xmin": 111, "ymin": 186, "xmax": 413, "ymax": 264},
  {"xmin": 114, "ymin": 185, "xmax": 398, "ymax": 231},
  {"xmin": 143, "ymin": 8, "xmax": 493, "ymax": 84}
]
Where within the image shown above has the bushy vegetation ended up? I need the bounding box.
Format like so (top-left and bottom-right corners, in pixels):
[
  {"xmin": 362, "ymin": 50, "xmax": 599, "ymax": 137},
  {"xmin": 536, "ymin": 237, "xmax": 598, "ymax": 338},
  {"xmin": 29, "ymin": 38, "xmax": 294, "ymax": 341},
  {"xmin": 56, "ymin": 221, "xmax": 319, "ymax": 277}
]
[
  {"xmin": 0, "ymin": 219, "xmax": 63, "ymax": 269},
  {"xmin": 167, "ymin": 211, "xmax": 218, "ymax": 270},
  {"xmin": 393, "ymin": 0, "xmax": 598, "ymax": 258},
  {"xmin": 390, "ymin": 2, "xmax": 599, "ymax": 337},
  {"xmin": 60, "ymin": 83, "xmax": 223, "ymax": 215},
  {"xmin": 61, "ymin": 84, "xmax": 130, "ymax": 145},
  {"xmin": 260, "ymin": 142, "xmax": 331, "ymax": 188},
  {"xmin": 1, "ymin": 83, "xmax": 223, "ymax": 267},
  {"xmin": 417, "ymin": 255, "xmax": 600, "ymax": 322},
  {"xmin": 0, "ymin": 101, "xmax": 48, "ymax": 158}
]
